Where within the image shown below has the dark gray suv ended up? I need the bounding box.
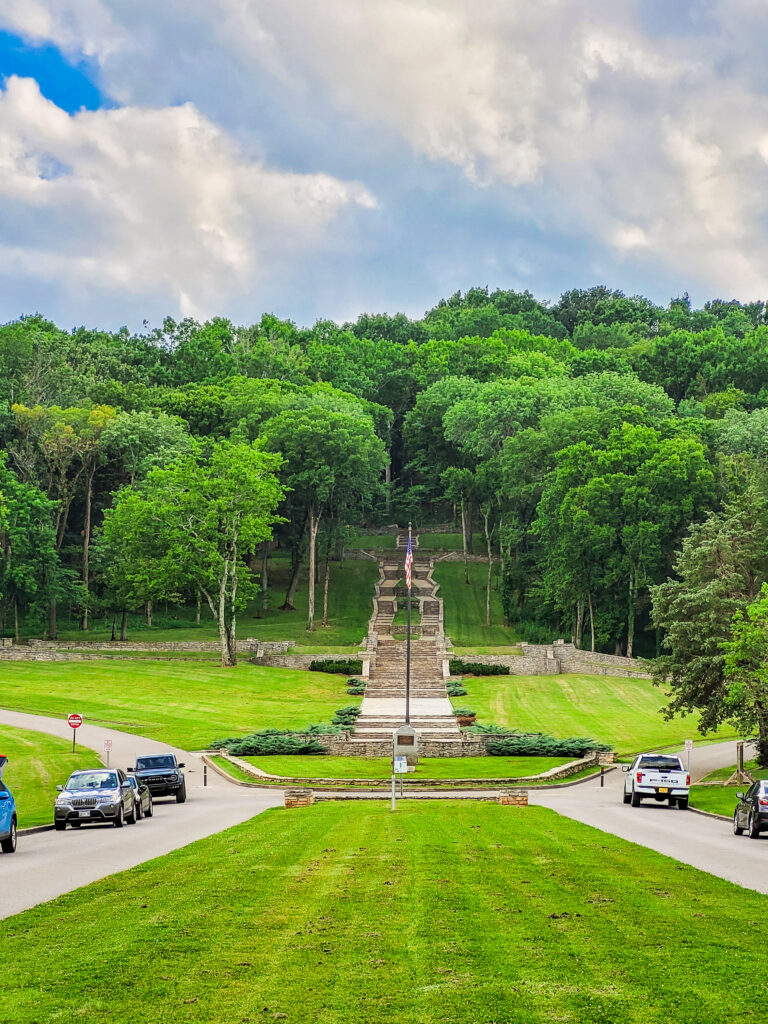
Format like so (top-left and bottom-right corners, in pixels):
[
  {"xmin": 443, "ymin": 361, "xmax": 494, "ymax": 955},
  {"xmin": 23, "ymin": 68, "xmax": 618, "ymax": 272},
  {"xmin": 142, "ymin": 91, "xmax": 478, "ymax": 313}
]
[{"xmin": 54, "ymin": 768, "xmax": 136, "ymax": 829}]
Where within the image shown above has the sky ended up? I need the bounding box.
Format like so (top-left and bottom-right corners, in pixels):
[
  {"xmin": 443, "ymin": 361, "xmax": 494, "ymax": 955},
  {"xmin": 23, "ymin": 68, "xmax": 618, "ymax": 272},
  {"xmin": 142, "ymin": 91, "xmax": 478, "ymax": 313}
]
[{"xmin": 1, "ymin": 1, "xmax": 768, "ymax": 331}]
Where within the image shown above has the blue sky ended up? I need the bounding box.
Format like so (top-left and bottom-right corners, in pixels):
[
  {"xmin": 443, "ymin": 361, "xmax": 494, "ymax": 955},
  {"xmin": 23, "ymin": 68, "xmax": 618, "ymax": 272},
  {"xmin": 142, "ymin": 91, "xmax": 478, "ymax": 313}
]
[{"xmin": 0, "ymin": 1, "xmax": 767, "ymax": 331}]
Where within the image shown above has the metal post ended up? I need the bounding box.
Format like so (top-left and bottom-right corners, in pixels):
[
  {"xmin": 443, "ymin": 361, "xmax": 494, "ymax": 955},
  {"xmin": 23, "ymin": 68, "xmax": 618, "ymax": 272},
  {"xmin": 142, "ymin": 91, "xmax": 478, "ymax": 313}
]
[
  {"xmin": 400, "ymin": 774, "xmax": 404, "ymax": 798},
  {"xmin": 391, "ymin": 773, "xmax": 396, "ymax": 811},
  {"xmin": 71, "ymin": 728, "xmax": 75, "ymax": 754},
  {"xmin": 405, "ymin": 521, "xmax": 412, "ymax": 725},
  {"xmin": 106, "ymin": 750, "xmax": 110, "ymax": 769},
  {"xmin": 203, "ymin": 764, "xmax": 208, "ymax": 787},
  {"xmin": 600, "ymin": 766, "xmax": 604, "ymax": 788}
]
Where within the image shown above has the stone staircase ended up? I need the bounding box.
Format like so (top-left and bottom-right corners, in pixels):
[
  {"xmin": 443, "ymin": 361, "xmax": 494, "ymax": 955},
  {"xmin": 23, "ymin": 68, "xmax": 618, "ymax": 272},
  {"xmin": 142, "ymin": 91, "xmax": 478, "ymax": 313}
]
[{"xmin": 351, "ymin": 538, "xmax": 462, "ymax": 753}]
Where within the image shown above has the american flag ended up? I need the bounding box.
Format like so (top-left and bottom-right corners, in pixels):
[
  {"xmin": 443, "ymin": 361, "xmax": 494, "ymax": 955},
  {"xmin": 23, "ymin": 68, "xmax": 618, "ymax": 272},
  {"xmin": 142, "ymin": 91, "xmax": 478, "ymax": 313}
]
[{"xmin": 404, "ymin": 534, "xmax": 413, "ymax": 590}]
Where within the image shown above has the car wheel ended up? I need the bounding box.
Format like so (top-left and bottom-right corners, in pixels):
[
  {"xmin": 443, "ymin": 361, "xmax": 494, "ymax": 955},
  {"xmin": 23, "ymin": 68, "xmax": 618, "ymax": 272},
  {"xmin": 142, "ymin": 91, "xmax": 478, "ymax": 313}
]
[
  {"xmin": 126, "ymin": 801, "xmax": 136, "ymax": 824},
  {"xmin": 113, "ymin": 805, "xmax": 124, "ymax": 829},
  {"xmin": 748, "ymin": 813, "xmax": 760, "ymax": 839},
  {"xmin": 145, "ymin": 798, "xmax": 153, "ymax": 819},
  {"xmin": 54, "ymin": 820, "xmax": 66, "ymax": 831},
  {"xmin": 734, "ymin": 811, "xmax": 744, "ymax": 836},
  {"xmin": 175, "ymin": 782, "xmax": 187, "ymax": 804},
  {"xmin": 622, "ymin": 790, "xmax": 631, "ymax": 804},
  {"xmin": 135, "ymin": 800, "xmax": 143, "ymax": 821},
  {"xmin": 630, "ymin": 788, "xmax": 641, "ymax": 807},
  {"xmin": 668, "ymin": 797, "xmax": 677, "ymax": 807},
  {"xmin": 0, "ymin": 818, "xmax": 17, "ymax": 854},
  {"xmin": 677, "ymin": 798, "xmax": 688, "ymax": 810}
]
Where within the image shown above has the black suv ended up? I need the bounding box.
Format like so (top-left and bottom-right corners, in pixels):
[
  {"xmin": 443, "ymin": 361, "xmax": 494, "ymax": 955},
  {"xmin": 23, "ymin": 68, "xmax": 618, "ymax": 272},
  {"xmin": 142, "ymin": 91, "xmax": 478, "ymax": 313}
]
[{"xmin": 129, "ymin": 754, "xmax": 187, "ymax": 802}]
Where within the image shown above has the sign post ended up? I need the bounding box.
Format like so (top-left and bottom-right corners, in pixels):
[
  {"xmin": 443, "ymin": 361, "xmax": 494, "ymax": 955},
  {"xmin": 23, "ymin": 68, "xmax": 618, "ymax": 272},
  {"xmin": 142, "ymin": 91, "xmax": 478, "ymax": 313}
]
[
  {"xmin": 103, "ymin": 738, "xmax": 113, "ymax": 768},
  {"xmin": 684, "ymin": 738, "xmax": 693, "ymax": 773},
  {"xmin": 67, "ymin": 713, "xmax": 83, "ymax": 753}
]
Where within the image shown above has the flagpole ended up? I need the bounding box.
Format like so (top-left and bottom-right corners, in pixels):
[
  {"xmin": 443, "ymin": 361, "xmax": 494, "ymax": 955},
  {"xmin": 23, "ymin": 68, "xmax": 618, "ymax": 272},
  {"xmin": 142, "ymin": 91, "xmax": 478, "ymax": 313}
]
[{"xmin": 406, "ymin": 521, "xmax": 412, "ymax": 725}]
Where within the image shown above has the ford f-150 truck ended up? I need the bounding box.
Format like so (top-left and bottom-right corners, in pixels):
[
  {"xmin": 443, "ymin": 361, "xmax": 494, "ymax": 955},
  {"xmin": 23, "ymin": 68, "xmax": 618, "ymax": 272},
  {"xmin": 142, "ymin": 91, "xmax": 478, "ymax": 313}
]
[
  {"xmin": 129, "ymin": 753, "xmax": 186, "ymax": 802},
  {"xmin": 0, "ymin": 754, "xmax": 18, "ymax": 853},
  {"xmin": 622, "ymin": 753, "xmax": 690, "ymax": 809}
]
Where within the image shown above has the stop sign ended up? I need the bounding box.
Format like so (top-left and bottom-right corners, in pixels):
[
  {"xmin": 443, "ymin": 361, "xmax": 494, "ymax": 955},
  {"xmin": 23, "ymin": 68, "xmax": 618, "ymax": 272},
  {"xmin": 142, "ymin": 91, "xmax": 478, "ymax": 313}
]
[{"xmin": 67, "ymin": 713, "xmax": 83, "ymax": 729}]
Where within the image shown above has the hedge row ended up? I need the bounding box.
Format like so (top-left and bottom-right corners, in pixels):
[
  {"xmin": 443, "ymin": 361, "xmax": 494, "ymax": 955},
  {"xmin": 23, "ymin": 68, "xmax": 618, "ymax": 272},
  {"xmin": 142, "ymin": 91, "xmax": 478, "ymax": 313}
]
[
  {"xmin": 309, "ymin": 659, "xmax": 363, "ymax": 675},
  {"xmin": 449, "ymin": 659, "xmax": 509, "ymax": 676},
  {"xmin": 484, "ymin": 731, "xmax": 611, "ymax": 758}
]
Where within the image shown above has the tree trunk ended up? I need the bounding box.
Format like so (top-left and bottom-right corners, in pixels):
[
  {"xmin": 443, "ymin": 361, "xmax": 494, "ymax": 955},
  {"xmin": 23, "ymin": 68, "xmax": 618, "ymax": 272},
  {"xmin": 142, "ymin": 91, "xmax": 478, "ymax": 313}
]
[
  {"xmin": 461, "ymin": 497, "xmax": 469, "ymax": 584},
  {"xmin": 227, "ymin": 526, "xmax": 239, "ymax": 666},
  {"xmin": 110, "ymin": 611, "xmax": 117, "ymax": 641},
  {"xmin": 626, "ymin": 572, "xmax": 635, "ymax": 659},
  {"xmin": 306, "ymin": 504, "xmax": 321, "ymax": 632},
  {"xmin": 464, "ymin": 500, "xmax": 474, "ymax": 555},
  {"xmin": 120, "ymin": 609, "xmax": 127, "ymax": 641},
  {"xmin": 280, "ymin": 515, "xmax": 307, "ymax": 610},
  {"xmin": 575, "ymin": 598, "xmax": 584, "ymax": 649},
  {"xmin": 146, "ymin": 600, "xmax": 152, "ymax": 628},
  {"xmin": 80, "ymin": 468, "xmax": 95, "ymax": 631},
  {"xmin": 322, "ymin": 536, "xmax": 332, "ymax": 628},
  {"xmin": 483, "ymin": 508, "xmax": 492, "ymax": 627},
  {"xmin": 755, "ymin": 702, "xmax": 768, "ymax": 768},
  {"xmin": 588, "ymin": 591, "xmax": 595, "ymax": 653},
  {"xmin": 217, "ymin": 554, "xmax": 232, "ymax": 667},
  {"xmin": 196, "ymin": 591, "xmax": 201, "ymax": 626},
  {"xmin": 260, "ymin": 541, "xmax": 269, "ymax": 617},
  {"xmin": 48, "ymin": 596, "xmax": 57, "ymax": 641},
  {"xmin": 13, "ymin": 596, "xmax": 19, "ymax": 645},
  {"xmin": 385, "ymin": 457, "xmax": 391, "ymax": 514}
]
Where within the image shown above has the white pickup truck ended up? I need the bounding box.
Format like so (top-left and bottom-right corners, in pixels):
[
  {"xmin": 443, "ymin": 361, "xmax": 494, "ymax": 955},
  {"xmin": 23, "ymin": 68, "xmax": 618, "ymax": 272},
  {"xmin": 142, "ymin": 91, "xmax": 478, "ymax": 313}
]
[{"xmin": 622, "ymin": 753, "xmax": 690, "ymax": 809}]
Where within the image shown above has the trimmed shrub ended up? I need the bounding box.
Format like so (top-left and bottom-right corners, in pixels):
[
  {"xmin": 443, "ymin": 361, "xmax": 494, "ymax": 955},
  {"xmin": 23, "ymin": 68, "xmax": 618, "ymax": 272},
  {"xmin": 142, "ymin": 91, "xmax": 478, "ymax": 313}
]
[
  {"xmin": 211, "ymin": 729, "xmax": 326, "ymax": 756},
  {"xmin": 483, "ymin": 731, "xmax": 611, "ymax": 758},
  {"xmin": 446, "ymin": 683, "xmax": 467, "ymax": 697},
  {"xmin": 449, "ymin": 659, "xmax": 509, "ymax": 676},
  {"xmin": 332, "ymin": 705, "xmax": 362, "ymax": 728},
  {"xmin": 309, "ymin": 659, "xmax": 363, "ymax": 675}
]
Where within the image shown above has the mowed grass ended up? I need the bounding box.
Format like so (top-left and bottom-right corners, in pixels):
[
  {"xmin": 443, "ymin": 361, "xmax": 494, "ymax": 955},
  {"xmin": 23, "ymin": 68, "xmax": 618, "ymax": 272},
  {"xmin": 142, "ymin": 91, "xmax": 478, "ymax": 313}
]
[
  {"xmin": 349, "ymin": 533, "xmax": 396, "ymax": 549},
  {"xmin": 46, "ymin": 558, "xmax": 378, "ymax": 647},
  {"xmin": 457, "ymin": 673, "xmax": 738, "ymax": 756},
  {"xmin": 416, "ymin": 532, "xmax": 485, "ymax": 550},
  {"xmin": 0, "ymin": 726, "xmax": 100, "ymax": 828},
  {"xmin": 1, "ymin": 801, "xmax": 766, "ymax": 1023},
  {"xmin": 239, "ymin": 754, "xmax": 571, "ymax": 779},
  {"xmin": 0, "ymin": 663, "xmax": 357, "ymax": 750},
  {"xmin": 689, "ymin": 760, "xmax": 768, "ymax": 817},
  {"xmin": 434, "ymin": 561, "xmax": 521, "ymax": 646}
]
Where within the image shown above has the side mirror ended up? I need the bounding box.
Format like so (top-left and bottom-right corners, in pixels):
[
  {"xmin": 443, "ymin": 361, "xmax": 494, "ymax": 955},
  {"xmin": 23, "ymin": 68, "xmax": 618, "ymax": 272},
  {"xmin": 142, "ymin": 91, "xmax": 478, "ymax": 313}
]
[
  {"xmin": 0, "ymin": 792, "xmax": 9, "ymax": 801},
  {"xmin": 127, "ymin": 768, "xmax": 135, "ymax": 773},
  {"xmin": 736, "ymin": 792, "xmax": 745, "ymax": 800},
  {"xmin": 178, "ymin": 763, "xmax": 185, "ymax": 769},
  {"xmin": 56, "ymin": 784, "xmax": 63, "ymax": 792},
  {"xmin": 122, "ymin": 781, "xmax": 132, "ymax": 789},
  {"xmin": 621, "ymin": 765, "xmax": 630, "ymax": 772}
]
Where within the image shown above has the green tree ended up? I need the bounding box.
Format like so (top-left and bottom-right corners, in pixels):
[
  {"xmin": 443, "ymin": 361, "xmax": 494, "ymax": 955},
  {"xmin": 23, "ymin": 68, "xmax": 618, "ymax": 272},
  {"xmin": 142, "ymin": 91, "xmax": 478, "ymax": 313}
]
[{"xmin": 723, "ymin": 584, "xmax": 768, "ymax": 765}]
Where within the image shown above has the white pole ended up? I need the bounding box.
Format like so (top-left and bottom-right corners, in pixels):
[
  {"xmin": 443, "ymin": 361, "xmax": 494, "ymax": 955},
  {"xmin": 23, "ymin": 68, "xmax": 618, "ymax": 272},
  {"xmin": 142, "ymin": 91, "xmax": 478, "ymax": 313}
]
[{"xmin": 391, "ymin": 773, "xmax": 396, "ymax": 811}]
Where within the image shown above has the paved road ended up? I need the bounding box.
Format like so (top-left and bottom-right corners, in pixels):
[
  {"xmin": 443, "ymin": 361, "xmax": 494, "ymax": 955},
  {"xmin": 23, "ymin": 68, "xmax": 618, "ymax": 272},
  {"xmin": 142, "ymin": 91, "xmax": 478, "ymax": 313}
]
[
  {"xmin": 531, "ymin": 740, "xmax": 768, "ymax": 895},
  {"xmin": 0, "ymin": 709, "xmax": 283, "ymax": 919}
]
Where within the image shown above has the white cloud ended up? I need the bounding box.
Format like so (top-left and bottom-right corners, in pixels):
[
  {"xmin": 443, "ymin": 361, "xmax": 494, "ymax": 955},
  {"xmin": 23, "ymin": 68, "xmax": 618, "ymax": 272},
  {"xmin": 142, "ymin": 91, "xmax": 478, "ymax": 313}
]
[
  {"xmin": 5, "ymin": 0, "xmax": 768, "ymax": 315},
  {"xmin": 0, "ymin": 76, "xmax": 375, "ymax": 320}
]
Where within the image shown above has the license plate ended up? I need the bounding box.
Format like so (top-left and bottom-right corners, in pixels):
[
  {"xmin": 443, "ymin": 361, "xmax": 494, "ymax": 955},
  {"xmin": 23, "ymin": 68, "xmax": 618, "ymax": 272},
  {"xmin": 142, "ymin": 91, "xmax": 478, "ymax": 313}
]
[
  {"xmin": 78, "ymin": 810, "xmax": 91, "ymax": 817},
  {"xmin": 658, "ymin": 787, "xmax": 668, "ymax": 794}
]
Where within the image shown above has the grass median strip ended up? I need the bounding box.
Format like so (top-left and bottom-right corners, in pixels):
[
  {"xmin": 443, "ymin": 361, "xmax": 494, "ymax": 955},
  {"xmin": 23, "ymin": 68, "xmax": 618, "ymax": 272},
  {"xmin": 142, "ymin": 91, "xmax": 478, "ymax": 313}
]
[
  {"xmin": 238, "ymin": 754, "xmax": 572, "ymax": 779},
  {"xmin": 0, "ymin": 801, "xmax": 765, "ymax": 1023},
  {"xmin": 0, "ymin": 725, "xmax": 100, "ymax": 828}
]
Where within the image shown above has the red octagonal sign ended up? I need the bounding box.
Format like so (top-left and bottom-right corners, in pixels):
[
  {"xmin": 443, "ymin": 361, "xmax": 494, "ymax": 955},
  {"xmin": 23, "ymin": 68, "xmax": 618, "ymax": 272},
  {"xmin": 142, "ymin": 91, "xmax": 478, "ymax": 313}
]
[{"xmin": 67, "ymin": 713, "xmax": 83, "ymax": 729}]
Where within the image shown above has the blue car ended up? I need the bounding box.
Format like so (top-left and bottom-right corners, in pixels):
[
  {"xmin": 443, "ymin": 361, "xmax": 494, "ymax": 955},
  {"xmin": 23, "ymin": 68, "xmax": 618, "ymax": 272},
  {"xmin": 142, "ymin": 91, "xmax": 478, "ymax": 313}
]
[{"xmin": 0, "ymin": 754, "xmax": 17, "ymax": 854}]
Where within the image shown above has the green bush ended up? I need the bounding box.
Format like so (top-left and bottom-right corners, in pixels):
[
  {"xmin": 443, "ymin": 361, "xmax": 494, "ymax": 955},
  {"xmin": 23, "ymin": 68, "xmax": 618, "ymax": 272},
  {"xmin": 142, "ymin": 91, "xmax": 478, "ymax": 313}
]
[
  {"xmin": 483, "ymin": 731, "xmax": 611, "ymax": 758},
  {"xmin": 309, "ymin": 659, "xmax": 363, "ymax": 675},
  {"xmin": 452, "ymin": 707, "xmax": 476, "ymax": 718},
  {"xmin": 446, "ymin": 683, "xmax": 467, "ymax": 696},
  {"xmin": 332, "ymin": 705, "xmax": 362, "ymax": 728},
  {"xmin": 210, "ymin": 729, "xmax": 326, "ymax": 756},
  {"xmin": 449, "ymin": 659, "xmax": 509, "ymax": 676}
]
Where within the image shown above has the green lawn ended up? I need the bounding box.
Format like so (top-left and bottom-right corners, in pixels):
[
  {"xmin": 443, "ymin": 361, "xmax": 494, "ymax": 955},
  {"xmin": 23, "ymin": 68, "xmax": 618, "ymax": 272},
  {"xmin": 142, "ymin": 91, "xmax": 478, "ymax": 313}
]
[
  {"xmin": 434, "ymin": 561, "xmax": 521, "ymax": 646},
  {"xmin": 0, "ymin": 725, "xmax": 100, "ymax": 828},
  {"xmin": 27, "ymin": 558, "xmax": 378, "ymax": 647},
  {"xmin": 456, "ymin": 673, "xmax": 738, "ymax": 756},
  {"xmin": 689, "ymin": 759, "xmax": 768, "ymax": 817},
  {"xmin": 417, "ymin": 532, "xmax": 484, "ymax": 550},
  {"xmin": 349, "ymin": 533, "xmax": 396, "ymax": 549},
  {"xmin": 0, "ymin": 662, "xmax": 358, "ymax": 750},
  {"xmin": 1, "ymin": 802, "xmax": 766, "ymax": 1023},
  {"xmin": 239, "ymin": 754, "xmax": 571, "ymax": 779}
]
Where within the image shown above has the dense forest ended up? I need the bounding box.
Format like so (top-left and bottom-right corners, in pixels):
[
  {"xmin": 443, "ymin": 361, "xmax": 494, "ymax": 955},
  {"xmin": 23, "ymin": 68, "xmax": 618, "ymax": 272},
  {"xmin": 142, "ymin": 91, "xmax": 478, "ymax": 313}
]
[{"xmin": 3, "ymin": 284, "xmax": 768, "ymax": 683}]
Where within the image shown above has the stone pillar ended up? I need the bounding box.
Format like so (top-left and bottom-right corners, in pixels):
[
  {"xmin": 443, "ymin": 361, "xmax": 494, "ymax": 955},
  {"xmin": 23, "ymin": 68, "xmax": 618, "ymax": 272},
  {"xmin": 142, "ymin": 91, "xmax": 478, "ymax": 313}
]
[
  {"xmin": 497, "ymin": 788, "xmax": 528, "ymax": 806},
  {"xmin": 284, "ymin": 788, "xmax": 315, "ymax": 808}
]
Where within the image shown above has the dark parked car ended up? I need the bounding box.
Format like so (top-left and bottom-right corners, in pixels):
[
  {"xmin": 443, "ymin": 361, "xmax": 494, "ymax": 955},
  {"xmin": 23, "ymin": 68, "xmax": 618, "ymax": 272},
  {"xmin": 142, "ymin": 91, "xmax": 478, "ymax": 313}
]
[
  {"xmin": 55, "ymin": 768, "xmax": 136, "ymax": 829},
  {"xmin": 0, "ymin": 754, "xmax": 17, "ymax": 854},
  {"xmin": 129, "ymin": 754, "xmax": 186, "ymax": 802},
  {"xmin": 126, "ymin": 774, "xmax": 153, "ymax": 820},
  {"xmin": 733, "ymin": 780, "xmax": 768, "ymax": 838}
]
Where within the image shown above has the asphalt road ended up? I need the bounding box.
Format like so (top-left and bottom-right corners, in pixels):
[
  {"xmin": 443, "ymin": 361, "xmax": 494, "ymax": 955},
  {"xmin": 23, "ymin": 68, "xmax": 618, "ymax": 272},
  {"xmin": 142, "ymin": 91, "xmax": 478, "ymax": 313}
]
[
  {"xmin": 531, "ymin": 740, "xmax": 768, "ymax": 895},
  {"xmin": 0, "ymin": 709, "xmax": 283, "ymax": 919}
]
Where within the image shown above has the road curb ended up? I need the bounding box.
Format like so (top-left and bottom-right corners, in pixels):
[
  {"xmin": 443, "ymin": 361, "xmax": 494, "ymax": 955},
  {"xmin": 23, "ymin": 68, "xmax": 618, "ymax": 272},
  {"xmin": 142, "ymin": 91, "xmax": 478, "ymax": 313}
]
[
  {"xmin": 688, "ymin": 805, "xmax": 730, "ymax": 823},
  {"xmin": 18, "ymin": 824, "xmax": 54, "ymax": 836}
]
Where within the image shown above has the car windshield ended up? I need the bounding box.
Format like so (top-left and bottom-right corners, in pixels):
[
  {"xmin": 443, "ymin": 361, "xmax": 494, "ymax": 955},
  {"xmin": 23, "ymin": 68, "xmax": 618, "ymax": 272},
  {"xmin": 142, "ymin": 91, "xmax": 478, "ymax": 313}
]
[
  {"xmin": 638, "ymin": 756, "xmax": 682, "ymax": 771},
  {"xmin": 136, "ymin": 756, "xmax": 175, "ymax": 770},
  {"xmin": 66, "ymin": 772, "xmax": 118, "ymax": 791}
]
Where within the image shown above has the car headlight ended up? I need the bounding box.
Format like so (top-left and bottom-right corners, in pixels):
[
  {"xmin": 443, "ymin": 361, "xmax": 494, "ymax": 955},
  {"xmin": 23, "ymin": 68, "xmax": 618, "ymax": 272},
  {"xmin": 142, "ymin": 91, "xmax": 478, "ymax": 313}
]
[{"xmin": 56, "ymin": 795, "xmax": 72, "ymax": 804}]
